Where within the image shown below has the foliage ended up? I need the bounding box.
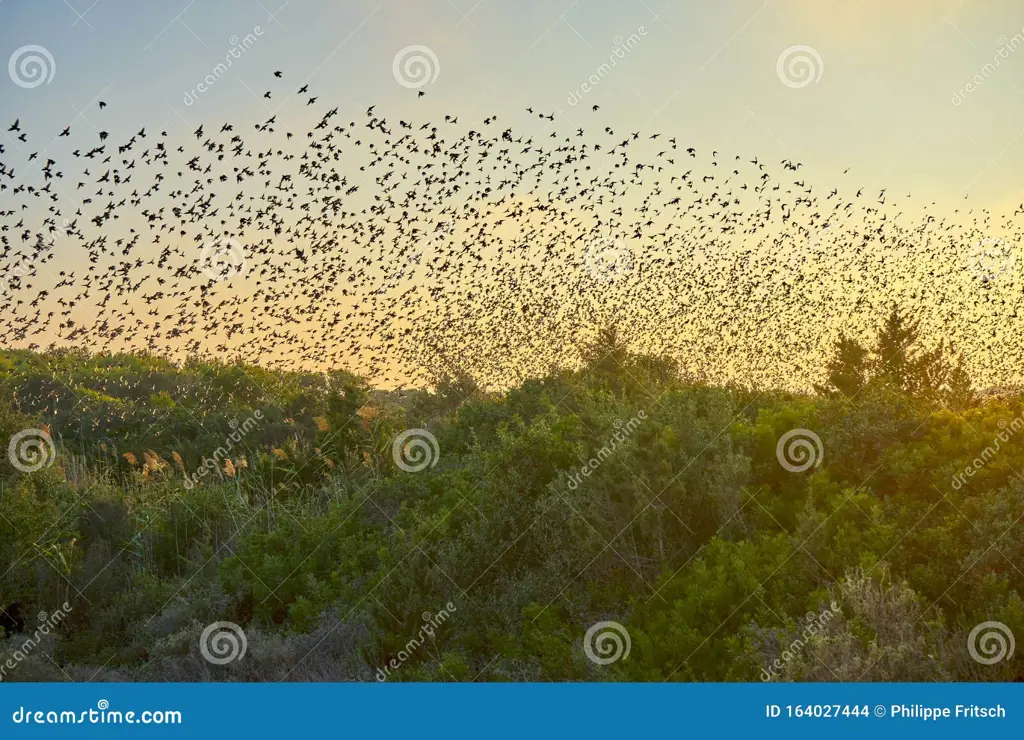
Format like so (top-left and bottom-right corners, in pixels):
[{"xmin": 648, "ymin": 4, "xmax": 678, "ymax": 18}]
[{"xmin": 1, "ymin": 323, "xmax": 1021, "ymax": 682}]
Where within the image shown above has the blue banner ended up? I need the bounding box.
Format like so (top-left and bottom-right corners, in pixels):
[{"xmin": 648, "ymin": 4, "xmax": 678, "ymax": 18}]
[{"xmin": 0, "ymin": 683, "xmax": 1020, "ymax": 738}]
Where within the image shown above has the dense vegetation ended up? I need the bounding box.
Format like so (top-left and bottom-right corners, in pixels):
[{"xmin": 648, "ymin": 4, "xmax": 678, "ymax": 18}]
[{"xmin": 1, "ymin": 310, "xmax": 1022, "ymax": 681}]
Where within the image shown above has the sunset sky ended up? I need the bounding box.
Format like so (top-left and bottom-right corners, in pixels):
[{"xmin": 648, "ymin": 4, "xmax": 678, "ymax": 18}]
[
  {"xmin": 2, "ymin": 0, "xmax": 1024, "ymax": 210},
  {"xmin": 4, "ymin": 1, "xmax": 1024, "ymax": 389}
]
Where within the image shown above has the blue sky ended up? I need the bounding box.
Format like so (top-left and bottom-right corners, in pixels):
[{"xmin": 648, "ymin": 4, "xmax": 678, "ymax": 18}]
[{"xmin": 3, "ymin": 0, "xmax": 1024, "ymax": 210}]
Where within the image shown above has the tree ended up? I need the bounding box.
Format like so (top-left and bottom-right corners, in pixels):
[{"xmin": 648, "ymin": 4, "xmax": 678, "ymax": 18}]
[
  {"xmin": 817, "ymin": 334, "xmax": 870, "ymax": 397},
  {"xmin": 578, "ymin": 324, "xmax": 631, "ymax": 393},
  {"xmin": 577, "ymin": 324, "xmax": 679, "ymax": 396},
  {"xmin": 324, "ymin": 378, "xmax": 369, "ymax": 474},
  {"xmin": 430, "ymin": 367, "xmax": 480, "ymax": 411},
  {"xmin": 872, "ymin": 307, "xmax": 930, "ymax": 393},
  {"xmin": 818, "ymin": 306, "xmax": 972, "ymax": 402},
  {"xmin": 944, "ymin": 354, "xmax": 976, "ymax": 410}
]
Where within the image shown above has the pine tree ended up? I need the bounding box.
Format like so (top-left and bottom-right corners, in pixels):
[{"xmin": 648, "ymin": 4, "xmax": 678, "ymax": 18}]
[
  {"xmin": 579, "ymin": 324, "xmax": 630, "ymax": 391},
  {"xmin": 817, "ymin": 334, "xmax": 870, "ymax": 397},
  {"xmin": 869, "ymin": 306, "xmax": 952, "ymax": 395},
  {"xmin": 871, "ymin": 307, "xmax": 924, "ymax": 392},
  {"xmin": 944, "ymin": 353, "xmax": 976, "ymax": 410},
  {"xmin": 818, "ymin": 306, "xmax": 971, "ymax": 402}
]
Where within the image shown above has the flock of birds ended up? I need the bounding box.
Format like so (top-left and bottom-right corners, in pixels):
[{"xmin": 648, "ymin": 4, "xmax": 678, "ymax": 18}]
[{"xmin": 2, "ymin": 70, "xmax": 1024, "ymax": 393}]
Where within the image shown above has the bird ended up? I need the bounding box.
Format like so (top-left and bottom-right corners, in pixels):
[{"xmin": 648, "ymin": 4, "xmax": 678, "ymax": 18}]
[{"xmin": 0, "ymin": 63, "xmax": 1018, "ymax": 401}]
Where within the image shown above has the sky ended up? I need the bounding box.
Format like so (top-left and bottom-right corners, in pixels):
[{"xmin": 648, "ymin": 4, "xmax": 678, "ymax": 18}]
[
  {"xmin": 4, "ymin": 0, "xmax": 1024, "ymax": 389},
  {"xmin": 2, "ymin": 0, "xmax": 1024, "ymax": 210}
]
